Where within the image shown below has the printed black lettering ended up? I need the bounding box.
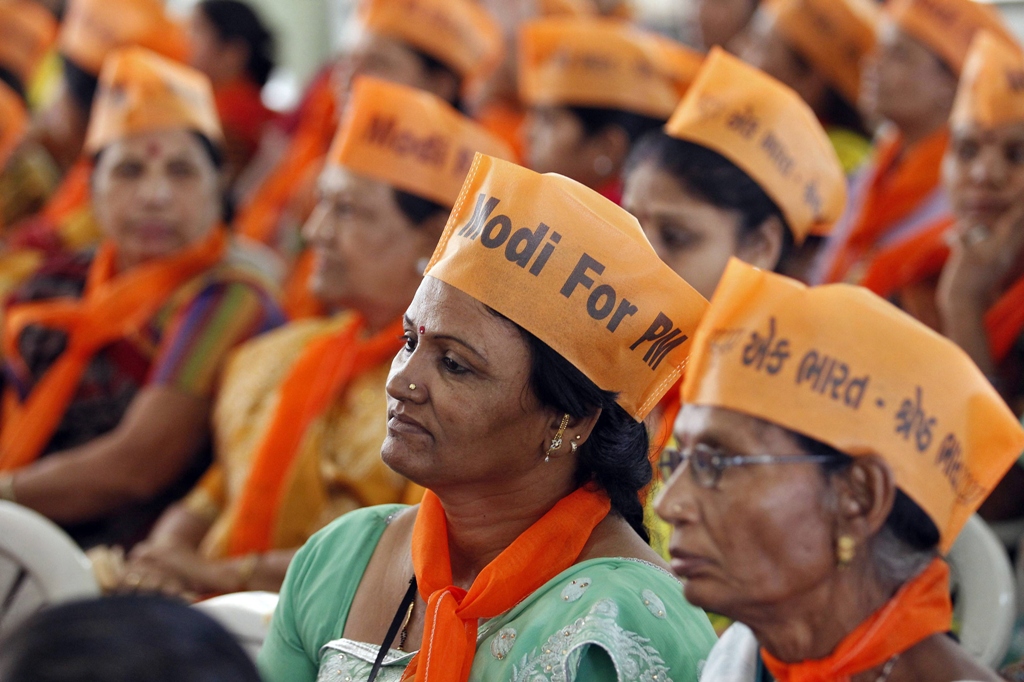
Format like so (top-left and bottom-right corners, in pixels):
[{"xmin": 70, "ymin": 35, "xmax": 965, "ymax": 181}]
[
  {"xmin": 459, "ymin": 194, "xmax": 500, "ymax": 239},
  {"xmin": 796, "ymin": 350, "xmax": 827, "ymax": 387},
  {"xmin": 606, "ymin": 299, "xmax": 638, "ymax": 332},
  {"xmin": 825, "ymin": 362, "xmax": 849, "ymax": 400},
  {"xmin": 631, "ymin": 313, "xmax": 672, "ymax": 351},
  {"xmin": 364, "ymin": 114, "xmax": 396, "ymax": 146},
  {"xmin": 560, "ymin": 254, "xmax": 605, "ymax": 298},
  {"xmin": 845, "ymin": 376, "xmax": 869, "ymax": 409},
  {"xmin": 646, "ymin": 329, "xmax": 687, "ymax": 370},
  {"xmin": 480, "ymin": 214, "xmax": 513, "ymax": 249},
  {"xmin": 587, "ymin": 285, "xmax": 617, "ymax": 321},
  {"xmin": 505, "ymin": 223, "xmax": 550, "ymax": 268}
]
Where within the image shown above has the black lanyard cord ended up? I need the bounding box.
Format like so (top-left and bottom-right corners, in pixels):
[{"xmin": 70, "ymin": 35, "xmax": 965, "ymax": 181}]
[{"xmin": 367, "ymin": 576, "xmax": 418, "ymax": 682}]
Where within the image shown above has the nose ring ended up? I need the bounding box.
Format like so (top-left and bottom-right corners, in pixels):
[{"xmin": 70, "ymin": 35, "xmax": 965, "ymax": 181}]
[{"xmin": 409, "ymin": 384, "xmax": 417, "ymax": 390}]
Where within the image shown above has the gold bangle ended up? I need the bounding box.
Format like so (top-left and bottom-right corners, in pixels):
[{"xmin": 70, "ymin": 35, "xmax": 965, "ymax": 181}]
[
  {"xmin": 0, "ymin": 474, "xmax": 16, "ymax": 503},
  {"xmin": 236, "ymin": 553, "xmax": 259, "ymax": 591}
]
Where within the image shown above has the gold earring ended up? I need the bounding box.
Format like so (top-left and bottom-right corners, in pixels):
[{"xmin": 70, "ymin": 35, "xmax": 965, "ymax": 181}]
[
  {"xmin": 546, "ymin": 413, "xmax": 570, "ymax": 460},
  {"xmin": 837, "ymin": 535, "xmax": 856, "ymax": 567}
]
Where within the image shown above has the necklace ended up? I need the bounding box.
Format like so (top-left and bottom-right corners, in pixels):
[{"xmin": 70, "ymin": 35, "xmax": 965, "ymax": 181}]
[
  {"xmin": 875, "ymin": 654, "xmax": 900, "ymax": 682},
  {"xmin": 396, "ymin": 598, "xmax": 415, "ymax": 651}
]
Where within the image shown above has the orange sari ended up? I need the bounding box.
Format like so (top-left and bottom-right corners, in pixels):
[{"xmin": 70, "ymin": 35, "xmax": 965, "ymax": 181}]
[
  {"xmin": 822, "ymin": 128, "xmax": 951, "ymax": 285},
  {"xmin": 761, "ymin": 559, "xmax": 952, "ymax": 682},
  {"xmin": 0, "ymin": 229, "xmax": 227, "ymax": 471},
  {"xmin": 225, "ymin": 316, "xmax": 404, "ymax": 555}
]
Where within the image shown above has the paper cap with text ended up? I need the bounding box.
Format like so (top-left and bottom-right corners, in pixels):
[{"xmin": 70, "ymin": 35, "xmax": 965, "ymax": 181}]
[
  {"xmin": 359, "ymin": 0, "xmax": 503, "ymax": 81},
  {"xmin": 682, "ymin": 259, "xmax": 1024, "ymax": 552},
  {"xmin": 951, "ymin": 31, "xmax": 1024, "ymax": 130},
  {"xmin": 425, "ymin": 154, "xmax": 709, "ymax": 420},
  {"xmin": 763, "ymin": 0, "xmax": 879, "ymax": 104},
  {"xmin": 328, "ymin": 77, "xmax": 514, "ymax": 207},
  {"xmin": 886, "ymin": 0, "xmax": 1015, "ymax": 76},
  {"xmin": 0, "ymin": 1, "xmax": 57, "ymax": 88},
  {"xmin": 665, "ymin": 48, "xmax": 846, "ymax": 243},
  {"xmin": 84, "ymin": 47, "xmax": 222, "ymax": 155},
  {"xmin": 518, "ymin": 17, "xmax": 703, "ymax": 120}
]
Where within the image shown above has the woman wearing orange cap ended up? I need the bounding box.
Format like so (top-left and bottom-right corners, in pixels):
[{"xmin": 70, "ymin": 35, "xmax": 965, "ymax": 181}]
[
  {"xmin": 691, "ymin": 0, "xmax": 760, "ymax": 53},
  {"xmin": 658, "ymin": 259, "xmax": 1023, "ymax": 682},
  {"xmin": 0, "ymin": 48, "xmax": 283, "ymax": 550},
  {"xmin": 258, "ymin": 153, "xmax": 716, "ymax": 681},
  {"xmin": 100, "ymin": 78, "xmax": 513, "ymax": 598},
  {"xmin": 742, "ymin": 0, "xmax": 877, "ymax": 176},
  {"xmin": 519, "ymin": 17, "xmax": 701, "ymax": 205}
]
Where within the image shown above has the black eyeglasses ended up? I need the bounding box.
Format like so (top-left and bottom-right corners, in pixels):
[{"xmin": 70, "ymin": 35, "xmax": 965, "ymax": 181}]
[{"xmin": 658, "ymin": 442, "xmax": 843, "ymax": 489}]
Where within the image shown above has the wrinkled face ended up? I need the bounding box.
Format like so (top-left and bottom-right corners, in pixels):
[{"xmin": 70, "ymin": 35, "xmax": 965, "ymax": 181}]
[
  {"xmin": 693, "ymin": 0, "xmax": 758, "ymax": 51},
  {"xmin": 523, "ymin": 106, "xmax": 592, "ymax": 181},
  {"xmin": 302, "ymin": 166, "xmax": 434, "ymax": 312},
  {"xmin": 862, "ymin": 24, "xmax": 957, "ymax": 128},
  {"xmin": 655, "ymin": 405, "xmax": 839, "ymax": 620},
  {"xmin": 622, "ymin": 160, "xmax": 744, "ymax": 299},
  {"xmin": 382, "ymin": 278, "xmax": 555, "ymax": 489},
  {"xmin": 92, "ymin": 129, "xmax": 221, "ymax": 267},
  {"xmin": 944, "ymin": 121, "xmax": 1024, "ymax": 230}
]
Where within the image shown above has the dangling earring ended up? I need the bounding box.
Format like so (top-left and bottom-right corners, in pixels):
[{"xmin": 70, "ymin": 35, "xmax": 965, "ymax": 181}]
[
  {"xmin": 545, "ymin": 413, "xmax": 570, "ymax": 462},
  {"xmin": 593, "ymin": 155, "xmax": 613, "ymax": 177},
  {"xmin": 836, "ymin": 535, "xmax": 856, "ymax": 567}
]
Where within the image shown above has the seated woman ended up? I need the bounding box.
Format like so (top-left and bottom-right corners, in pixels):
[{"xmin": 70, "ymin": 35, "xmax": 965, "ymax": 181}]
[
  {"xmin": 187, "ymin": 0, "xmax": 277, "ymax": 193},
  {"xmin": 657, "ymin": 258, "xmax": 1024, "ymax": 682},
  {"xmin": 742, "ymin": 0, "xmax": 877, "ymax": 176},
  {"xmin": 258, "ymin": 153, "xmax": 715, "ymax": 681},
  {"xmin": 0, "ymin": 48, "xmax": 284, "ymax": 550},
  {"xmin": 107, "ymin": 77, "xmax": 514, "ymax": 598},
  {"xmin": 936, "ymin": 33, "xmax": 1024, "ymax": 521},
  {"xmin": 518, "ymin": 16, "xmax": 702, "ymax": 204}
]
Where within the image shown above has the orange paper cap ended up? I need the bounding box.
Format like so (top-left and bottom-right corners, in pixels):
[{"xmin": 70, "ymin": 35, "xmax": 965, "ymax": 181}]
[
  {"xmin": 0, "ymin": 80, "xmax": 27, "ymax": 167},
  {"xmin": 59, "ymin": 0, "xmax": 188, "ymax": 76},
  {"xmin": 328, "ymin": 77, "xmax": 514, "ymax": 207},
  {"xmin": 764, "ymin": 0, "xmax": 879, "ymax": 104},
  {"xmin": 358, "ymin": 0, "xmax": 503, "ymax": 80},
  {"xmin": 950, "ymin": 31, "xmax": 1024, "ymax": 131},
  {"xmin": 518, "ymin": 17, "xmax": 704, "ymax": 119},
  {"xmin": 536, "ymin": 0, "xmax": 597, "ymax": 16},
  {"xmin": 682, "ymin": 259, "xmax": 1024, "ymax": 552},
  {"xmin": 665, "ymin": 48, "xmax": 846, "ymax": 243},
  {"xmin": 426, "ymin": 154, "xmax": 709, "ymax": 421},
  {"xmin": 886, "ymin": 0, "xmax": 1016, "ymax": 76},
  {"xmin": 84, "ymin": 47, "xmax": 222, "ymax": 155},
  {"xmin": 0, "ymin": 0, "xmax": 57, "ymax": 87}
]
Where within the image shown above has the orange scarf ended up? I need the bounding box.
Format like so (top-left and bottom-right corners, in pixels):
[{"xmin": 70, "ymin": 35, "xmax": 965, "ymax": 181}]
[
  {"xmin": 225, "ymin": 316, "xmax": 404, "ymax": 555},
  {"xmin": 0, "ymin": 229, "xmax": 227, "ymax": 471},
  {"xmin": 826, "ymin": 128, "xmax": 950, "ymax": 284},
  {"xmin": 404, "ymin": 487, "xmax": 611, "ymax": 682},
  {"xmin": 761, "ymin": 559, "xmax": 952, "ymax": 682},
  {"xmin": 986, "ymin": 275, "xmax": 1024, "ymax": 364},
  {"xmin": 858, "ymin": 217, "xmax": 953, "ymax": 299},
  {"xmin": 235, "ymin": 73, "xmax": 338, "ymax": 245},
  {"xmin": 282, "ymin": 249, "xmax": 326, "ymax": 320}
]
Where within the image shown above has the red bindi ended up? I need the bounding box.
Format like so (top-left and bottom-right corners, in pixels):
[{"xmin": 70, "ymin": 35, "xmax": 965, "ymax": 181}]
[
  {"xmin": 146, "ymin": 142, "xmax": 162, "ymax": 158},
  {"xmin": 418, "ymin": 326, "xmax": 426, "ymax": 335}
]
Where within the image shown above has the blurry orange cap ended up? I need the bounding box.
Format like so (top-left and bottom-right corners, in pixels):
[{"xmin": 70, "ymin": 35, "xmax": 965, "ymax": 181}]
[
  {"xmin": 359, "ymin": 0, "xmax": 504, "ymax": 80},
  {"xmin": 0, "ymin": 1, "xmax": 58, "ymax": 87},
  {"xmin": 519, "ymin": 17, "xmax": 703, "ymax": 119},
  {"xmin": 886, "ymin": 0, "xmax": 1016, "ymax": 76},
  {"xmin": 665, "ymin": 48, "xmax": 846, "ymax": 243},
  {"xmin": 0, "ymin": 80, "xmax": 26, "ymax": 168},
  {"xmin": 764, "ymin": 0, "xmax": 879, "ymax": 104},
  {"xmin": 682, "ymin": 259, "xmax": 1024, "ymax": 553},
  {"xmin": 84, "ymin": 47, "xmax": 222, "ymax": 154},
  {"xmin": 426, "ymin": 154, "xmax": 709, "ymax": 420},
  {"xmin": 59, "ymin": 0, "xmax": 188, "ymax": 76},
  {"xmin": 950, "ymin": 31, "xmax": 1024, "ymax": 130},
  {"xmin": 535, "ymin": 0, "xmax": 596, "ymax": 16},
  {"xmin": 328, "ymin": 77, "xmax": 514, "ymax": 207}
]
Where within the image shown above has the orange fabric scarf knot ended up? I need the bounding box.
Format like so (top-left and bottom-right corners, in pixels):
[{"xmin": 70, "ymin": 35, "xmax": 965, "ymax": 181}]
[
  {"xmin": 761, "ymin": 558, "xmax": 953, "ymax": 682},
  {"xmin": 404, "ymin": 486, "xmax": 611, "ymax": 682}
]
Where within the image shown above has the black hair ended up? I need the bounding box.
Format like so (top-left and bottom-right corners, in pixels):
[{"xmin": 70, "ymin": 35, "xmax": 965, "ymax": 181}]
[
  {"xmin": 569, "ymin": 105, "xmax": 666, "ymax": 147},
  {"xmin": 0, "ymin": 595, "xmax": 261, "ymax": 682},
  {"xmin": 409, "ymin": 47, "xmax": 463, "ymax": 110},
  {"xmin": 798, "ymin": 433, "xmax": 942, "ymax": 552},
  {"xmin": 393, "ymin": 188, "xmax": 447, "ymax": 226},
  {"xmin": 624, "ymin": 132, "xmax": 795, "ymax": 266},
  {"xmin": 0, "ymin": 64, "xmax": 25, "ymax": 101},
  {"xmin": 516, "ymin": 324, "xmax": 652, "ymax": 543},
  {"xmin": 61, "ymin": 55, "xmax": 99, "ymax": 112},
  {"xmin": 197, "ymin": 0, "xmax": 276, "ymax": 87}
]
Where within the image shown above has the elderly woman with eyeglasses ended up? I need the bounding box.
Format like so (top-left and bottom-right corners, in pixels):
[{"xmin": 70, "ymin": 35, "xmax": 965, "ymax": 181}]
[{"xmin": 656, "ymin": 258, "xmax": 1024, "ymax": 682}]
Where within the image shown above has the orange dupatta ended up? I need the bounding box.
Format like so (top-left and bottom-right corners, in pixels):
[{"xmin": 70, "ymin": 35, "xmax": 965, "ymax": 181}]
[
  {"xmin": 0, "ymin": 228, "xmax": 227, "ymax": 471},
  {"xmin": 761, "ymin": 559, "xmax": 952, "ymax": 682},
  {"xmin": 858, "ymin": 217, "xmax": 953, "ymax": 299},
  {"xmin": 404, "ymin": 487, "xmax": 611, "ymax": 682},
  {"xmin": 224, "ymin": 316, "xmax": 404, "ymax": 555},
  {"xmin": 986, "ymin": 275, "xmax": 1024, "ymax": 364},
  {"xmin": 825, "ymin": 128, "xmax": 950, "ymax": 284}
]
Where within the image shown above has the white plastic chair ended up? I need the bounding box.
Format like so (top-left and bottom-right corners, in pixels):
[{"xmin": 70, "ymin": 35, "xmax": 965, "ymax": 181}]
[
  {"xmin": 0, "ymin": 501, "xmax": 99, "ymax": 640},
  {"xmin": 193, "ymin": 591, "xmax": 279, "ymax": 661},
  {"xmin": 947, "ymin": 514, "xmax": 1017, "ymax": 668}
]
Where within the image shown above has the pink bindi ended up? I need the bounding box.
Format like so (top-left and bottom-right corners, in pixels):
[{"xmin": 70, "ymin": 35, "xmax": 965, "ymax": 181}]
[
  {"xmin": 146, "ymin": 142, "xmax": 162, "ymax": 158},
  {"xmin": 418, "ymin": 326, "xmax": 426, "ymax": 335}
]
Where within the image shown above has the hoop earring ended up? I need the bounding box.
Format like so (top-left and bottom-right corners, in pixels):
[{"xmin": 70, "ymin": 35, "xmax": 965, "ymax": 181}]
[{"xmin": 545, "ymin": 413, "xmax": 570, "ymax": 462}]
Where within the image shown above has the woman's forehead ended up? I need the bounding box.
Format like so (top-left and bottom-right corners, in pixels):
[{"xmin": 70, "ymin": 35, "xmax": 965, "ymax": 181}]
[
  {"xmin": 407, "ymin": 279, "xmax": 522, "ymax": 358},
  {"xmin": 674, "ymin": 404, "xmax": 798, "ymax": 450}
]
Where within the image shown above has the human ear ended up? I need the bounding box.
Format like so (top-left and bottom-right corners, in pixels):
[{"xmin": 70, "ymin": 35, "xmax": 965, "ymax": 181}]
[
  {"xmin": 736, "ymin": 214, "xmax": 786, "ymax": 272},
  {"xmin": 831, "ymin": 455, "xmax": 897, "ymax": 545}
]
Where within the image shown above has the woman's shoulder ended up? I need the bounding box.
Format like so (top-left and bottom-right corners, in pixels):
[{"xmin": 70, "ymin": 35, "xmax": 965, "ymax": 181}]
[
  {"xmin": 297, "ymin": 504, "xmax": 410, "ymax": 569},
  {"xmin": 479, "ymin": 558, "xmax": 716, "ymax": 682}
]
